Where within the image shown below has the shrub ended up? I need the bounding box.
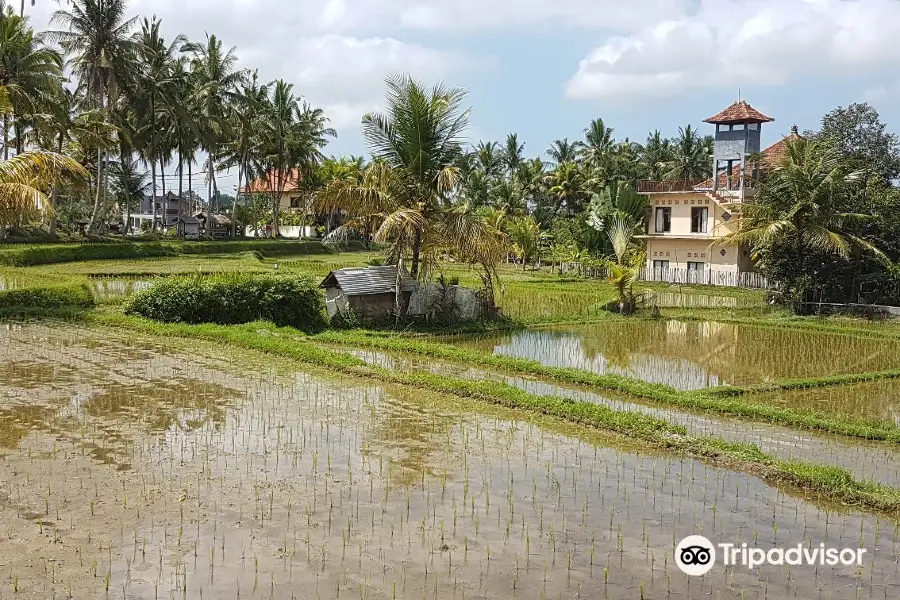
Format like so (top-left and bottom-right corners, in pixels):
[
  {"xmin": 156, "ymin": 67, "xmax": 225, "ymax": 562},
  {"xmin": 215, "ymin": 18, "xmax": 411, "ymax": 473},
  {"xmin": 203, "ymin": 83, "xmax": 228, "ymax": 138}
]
[
  {"xmin": 0, "ymin": 284, "xmax": 95, "ymax": 311},
  {"xmin": 124, "ymin": 274, "xmax": 327, "ymax": 332},
  {"xmin": 0, "ymin": 240, "xmax": 334, "ymax": 267}
]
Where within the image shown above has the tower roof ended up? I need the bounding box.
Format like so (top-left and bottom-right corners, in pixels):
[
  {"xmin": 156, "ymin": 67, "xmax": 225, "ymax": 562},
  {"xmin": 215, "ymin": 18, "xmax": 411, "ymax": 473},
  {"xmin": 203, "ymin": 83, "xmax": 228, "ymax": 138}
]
[{"xmin": 703, "ymin": 100, "xmax": 774, "ymax": 125}]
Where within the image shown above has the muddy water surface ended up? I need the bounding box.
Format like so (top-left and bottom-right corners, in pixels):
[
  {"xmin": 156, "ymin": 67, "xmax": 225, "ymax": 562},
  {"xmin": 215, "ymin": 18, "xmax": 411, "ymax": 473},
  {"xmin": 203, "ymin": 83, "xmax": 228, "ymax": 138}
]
[{"xmin": 0, "ymin": 322, "xmax": 898, "ymax": 600}]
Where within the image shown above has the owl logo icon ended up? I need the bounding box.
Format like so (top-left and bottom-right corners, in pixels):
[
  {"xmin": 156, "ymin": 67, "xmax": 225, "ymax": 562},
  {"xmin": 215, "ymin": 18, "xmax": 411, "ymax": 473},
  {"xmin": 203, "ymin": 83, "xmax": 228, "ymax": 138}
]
[{"xmin": 675, "ymin": 535, "xmax": 716, "ymax": 576}]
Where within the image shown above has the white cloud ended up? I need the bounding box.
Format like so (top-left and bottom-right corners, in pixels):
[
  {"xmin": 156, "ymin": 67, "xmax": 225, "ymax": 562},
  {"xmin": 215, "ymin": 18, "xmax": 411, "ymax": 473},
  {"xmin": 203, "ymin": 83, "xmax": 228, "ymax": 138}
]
[
  {"xmin": 28, "ymin": 1, "xmax": 485, "ymax": 139},
  {"xmin": 864, "ymin": 81, "xmax": 900, "ymax": 104},
  {"xmin": 389, "ymin": 0, "xmax": 688, "ymax": 31},
  {"xmin": 565, "ymin": 0, "xmax": 900, "ymax": 102}
]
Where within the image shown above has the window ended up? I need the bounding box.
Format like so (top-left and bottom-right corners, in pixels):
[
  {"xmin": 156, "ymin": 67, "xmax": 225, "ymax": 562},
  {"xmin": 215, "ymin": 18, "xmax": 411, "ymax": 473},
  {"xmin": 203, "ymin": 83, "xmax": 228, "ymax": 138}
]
[
  {"xmin": 687, "ymin": 261, "xmax": 705, "ymax": 271},
  {"xmin": 748, "ymin": 123, "xmax": 758, "ymax": 130},
  {"xmin": 289, "ymin": 196, "xmax": 302, "ymax": 209},
  {"xmin": 690, "ymin": 207, "xmax": 708, "ymax": 233},
  {"xmin": 652, "ymin": 260, "xmax": 669, "ymax": 274},
  {"xmin": 732, "ymin": 123, "xmax": 745, "ymax": 131},
  {"xmin": 654, "ymin": 207, "xmax": 671, "ymax": 233}
]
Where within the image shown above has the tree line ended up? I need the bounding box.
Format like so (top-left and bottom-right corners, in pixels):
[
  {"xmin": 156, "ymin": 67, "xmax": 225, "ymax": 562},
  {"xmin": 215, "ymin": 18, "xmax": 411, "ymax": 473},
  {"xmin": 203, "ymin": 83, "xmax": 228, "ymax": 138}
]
[
  {"xmin": 0, "ymin": 0, "xmax": 334, "ymax": 236},
  {"xmin": 2, "ymin": 0, "xmax": 899, "ymax": 310}
]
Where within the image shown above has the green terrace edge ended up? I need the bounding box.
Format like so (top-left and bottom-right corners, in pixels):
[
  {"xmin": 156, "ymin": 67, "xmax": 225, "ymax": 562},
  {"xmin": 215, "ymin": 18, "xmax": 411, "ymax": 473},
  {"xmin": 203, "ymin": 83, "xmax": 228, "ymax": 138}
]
[{"xmin": 309, "ymin": 329, "xmax": 900, "ymax": 444}]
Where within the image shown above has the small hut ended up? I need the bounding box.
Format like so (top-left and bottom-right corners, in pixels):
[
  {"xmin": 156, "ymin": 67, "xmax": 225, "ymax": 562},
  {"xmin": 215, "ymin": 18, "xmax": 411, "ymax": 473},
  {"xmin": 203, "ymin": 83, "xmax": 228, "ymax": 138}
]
[
  {"xmin": 195, "ymin": 212, "xmax": 233, "ymax": 238},
  {"xmin": 175, "ymin": 215, "xmax": 201, "ymax": 240},
  {"xmin": 319, "ymin": 266, "xmax": 416, "ymax": 322}
]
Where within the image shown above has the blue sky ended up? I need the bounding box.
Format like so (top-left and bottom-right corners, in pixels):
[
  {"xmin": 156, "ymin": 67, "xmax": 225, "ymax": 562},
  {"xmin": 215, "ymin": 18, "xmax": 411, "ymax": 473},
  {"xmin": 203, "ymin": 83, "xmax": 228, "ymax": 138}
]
[{"xmin": 25, "ymin": 0, "xmax": 900, "ymax": 196}]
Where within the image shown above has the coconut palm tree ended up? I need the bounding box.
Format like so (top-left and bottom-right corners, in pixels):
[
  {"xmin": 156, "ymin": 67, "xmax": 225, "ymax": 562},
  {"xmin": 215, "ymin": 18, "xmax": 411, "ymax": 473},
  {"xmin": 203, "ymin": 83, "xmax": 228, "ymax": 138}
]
[
  {"xmin": 48, "ymin": 0, "xmax": 138, "ymax": 231},
  {"xmin": 718, "ymin": 138, "xmax": 886, "ymax": 261},
  {"xmin": 183, "ymin": 33, "xmax": 244, "ymax": 218},
  {"xmin": 169, "ymin": 59, "xmax": 198, "ymax": 211},
  {"xmin": 109, "ymin": 153, "xmax": 149, "ymax": 233},
  {"xmin": 544, "ymin": 161, "xmax": 586, "ymax": 215},
  {"xmin": 317, "ymin": 75, "xmax": 505, "ymax": 283},
  {"xmin": 134, "ymin": 16, "xmax": 186, "ymax": 230},
  {"xmin": 0, "ymin": 150, "xmax": 87, "ymax": 239},
  {"xmin": 502, "ymin": 133, "xmax": 524, "ymax": 177},
  {"xmin": 547, "ymin": 137, "xmax": 579, "ymax": 166},
  {"xmin": 220, "ymin": 70, "xmax": 267, "ymax": 236},
  {"xmin": 252, "ymin": 79, "xmax": 334, "ymax": 235},
  {"xmin": 641, "ymin": 130, "xmax": 672, "ymax": 181},
  {"xmin": 660, "ymin": 125, "xmax": 711, "ymax": 180},
  {"xmin": 581, "ymin": 117, "xmax": 614, "ymax": 171},
  {"xmin": 32, "ymin": 86, "xmax": 105, "ymax": 235},
  {"xmin": 474, "ymin": 140, "xmax": 502, "ymax": 178},
  {"xmin": 0, "ymin": 7, "xmax": 63, "ymax": 159},
  {"xmin": 507, "ymin": 214, "xmax": 541, "ymax": 269}
]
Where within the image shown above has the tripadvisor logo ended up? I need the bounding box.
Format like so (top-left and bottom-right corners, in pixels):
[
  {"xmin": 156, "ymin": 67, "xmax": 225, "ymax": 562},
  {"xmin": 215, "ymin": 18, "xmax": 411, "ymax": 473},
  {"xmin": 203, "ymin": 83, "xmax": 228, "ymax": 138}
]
[
  {"xmin": 675, "ymin": 535, "xmax": 867, "ymax": 576},
  {"xmin": 675, "ymin": 535, "xmax": 716, "ymax": 576}
]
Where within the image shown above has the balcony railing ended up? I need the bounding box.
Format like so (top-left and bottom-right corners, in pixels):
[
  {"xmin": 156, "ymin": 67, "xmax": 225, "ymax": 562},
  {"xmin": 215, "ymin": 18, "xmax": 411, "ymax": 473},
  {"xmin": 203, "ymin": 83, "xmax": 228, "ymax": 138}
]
[{"xmin": 637, "ymin": 179, "xmax": 708, "ymax": 194}]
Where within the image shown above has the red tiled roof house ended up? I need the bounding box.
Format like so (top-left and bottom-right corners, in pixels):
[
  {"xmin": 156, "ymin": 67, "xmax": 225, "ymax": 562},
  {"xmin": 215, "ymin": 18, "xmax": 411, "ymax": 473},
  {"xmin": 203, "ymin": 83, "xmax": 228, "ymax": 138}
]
[
  {"xmin": 635, "ymin": 100, "xmax": 800, "ymax": 285},
  {"xmin": 242, "ymin": 169, "xmax": 306, "ymax": 212}
]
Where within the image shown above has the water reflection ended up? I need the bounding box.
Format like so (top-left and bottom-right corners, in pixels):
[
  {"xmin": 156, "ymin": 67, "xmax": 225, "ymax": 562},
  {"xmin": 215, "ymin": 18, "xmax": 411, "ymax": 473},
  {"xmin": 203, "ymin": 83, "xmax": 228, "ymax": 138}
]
[{"xmin": 451, "ymin": 320, "xmax": 900, "ymax": 390}]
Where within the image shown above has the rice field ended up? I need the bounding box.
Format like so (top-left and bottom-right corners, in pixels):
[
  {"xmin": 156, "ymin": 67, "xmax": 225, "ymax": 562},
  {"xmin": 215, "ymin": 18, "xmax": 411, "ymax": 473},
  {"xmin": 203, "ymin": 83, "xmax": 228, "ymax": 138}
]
[
  {"xmin": 445, "ymin": 320, "xmax": 900, "ymax": 390},
  {"xmin": 2, "ymin": 321, "xmax": 900, "ymax": 599},
  {"xmin": 348, "ymin": 348, "xmax": 900, "ymax": 487}
]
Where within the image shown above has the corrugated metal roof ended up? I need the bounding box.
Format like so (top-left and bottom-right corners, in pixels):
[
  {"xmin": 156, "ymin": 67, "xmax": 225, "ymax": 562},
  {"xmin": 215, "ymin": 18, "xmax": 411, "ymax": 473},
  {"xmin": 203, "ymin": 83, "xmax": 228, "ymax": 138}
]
[{"xmin": 320, "ymin": 266, "xmax": 416, "ymax": 296}]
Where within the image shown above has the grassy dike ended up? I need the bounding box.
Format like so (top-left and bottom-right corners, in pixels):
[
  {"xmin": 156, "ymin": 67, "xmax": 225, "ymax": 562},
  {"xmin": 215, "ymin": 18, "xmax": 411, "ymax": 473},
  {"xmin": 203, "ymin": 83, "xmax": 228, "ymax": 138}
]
[
  {"xmin": 310, "ymin": 329, "xmax": 900, "ymax": 443},
  {"xmin": 89, "ymin": 312, "xmax": 900, "ymax": 517},
  {"xmin": 0, "ymin": 239, "xmax": 334, "ymax": 267}
]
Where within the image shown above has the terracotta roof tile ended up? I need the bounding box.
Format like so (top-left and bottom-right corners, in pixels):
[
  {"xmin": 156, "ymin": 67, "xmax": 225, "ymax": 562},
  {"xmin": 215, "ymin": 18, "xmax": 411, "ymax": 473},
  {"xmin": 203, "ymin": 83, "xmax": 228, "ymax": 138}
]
[
  {"xmin": 703, "ymin": 100, "xmax": 774, "ymax": 124},
  {"xmin": 243, "ymin": 169, "xmax": 303, "ymax": 194}
]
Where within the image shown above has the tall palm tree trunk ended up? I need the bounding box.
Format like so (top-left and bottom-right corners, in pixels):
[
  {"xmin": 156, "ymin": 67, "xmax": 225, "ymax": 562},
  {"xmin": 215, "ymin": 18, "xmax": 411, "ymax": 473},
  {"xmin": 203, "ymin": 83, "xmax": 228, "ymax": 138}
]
[
  {"xmin": 49, "ymin": 135, "xmax": 64, "ymax": 238},
  {"xmin": 178, "ymin": 151, "xmax": 183, "ymax": 214},
  {"xmin": 88, "ymin": 147, "xmax": 103, "ymax": 233},
  {"xmin": 208, "ymin": 154, "xmax": 214, "ymax": 213},
  {"xmin": 233, "ymin": 163, "xmax": 242, "ymax": 237},
  {"xmin": 150, "ymin": 159, "xmax": 157, "ymax": 230},
  {"xmin": 410, "ymin": 230, "xmax": 422, "ymax": 278},
  {"xmin": 161, "ymin": 159, "xmax": 168, "ymax": 230}
]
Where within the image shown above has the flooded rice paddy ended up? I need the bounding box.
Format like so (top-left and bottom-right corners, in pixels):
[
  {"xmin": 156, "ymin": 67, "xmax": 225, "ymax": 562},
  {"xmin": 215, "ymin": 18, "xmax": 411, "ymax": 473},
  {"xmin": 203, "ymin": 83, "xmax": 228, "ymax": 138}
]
[
  {"xmin": 446, "ymin": 320, "xmax": 900, "ymax": 390},
  {"xmin": 1, "ymin": 322, "xmax": 899, "ymax": 599},
  {"xmin": 351, "ymin": 349, "xmax": 900, "ymax": 487}
]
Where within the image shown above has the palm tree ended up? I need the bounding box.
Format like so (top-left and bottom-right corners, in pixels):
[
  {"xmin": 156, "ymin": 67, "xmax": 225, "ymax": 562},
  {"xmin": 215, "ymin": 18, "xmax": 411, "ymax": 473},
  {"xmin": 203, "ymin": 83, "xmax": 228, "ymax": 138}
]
[
  {"xmin": 502, "ymin": 133, "xmax": 524, "ymax": 177},
  {"xmin": 581, "ymin": 117, "xmax": 614, "ymax": 171},
  {"xmin": 183, "ymin": 33, "xmax": 244, "ymax": 221},
  {"xmin": 109, "ymin": 153, "xmax": 149, "ymax": 233},
  {"xmin": 134, "ymin": 16, "xmax": 186, "ymax": 230},
  {"xmin": 641, "ymin": 130, "xmax": 672, "ymax": 181},
  {"xmin": 317, "ymin": 75, "xmax": 505, "ymax": 284},
  {"xmin": 0, "ymin": 7, "xmax": 63, "ymax": 159},
  {"xmin": 718, "ymin": 138, "xmax": 886, "ymax": 261},
  {"xmin": 544, "ymin": 161, "xmax": 585, "ymax": 215},
  {"xmin": 516, "ymin": 157, "xmax": 546, "ymax": 216},
  {"xmin": 220, "ymin": 70, "xmax": 267, "ymax": 236},
  {"xmin": 661, "ymin": 125, "xmax": 710, "ymax": 180},
  {"xmin": 253, "ymin": 79, "xmax": 334, "ymax": 235},
  {"xmin": 169, "ymin": 59, "xmax": 198, "ymax": 212},
  {"xmin": 48, "ymin": 0, "xmax": 138, "ymax": 231},
  {"xmin": 507, "ymin": 214, "xmax": 541, "ymax": 269},
  {"xmin": 474, "ymin": 140, "xmax": 502, "ymax": 178},
  {"xmin": 32, "ymin": 86, "xmax": 104, "ymax": 236},
  {"xmin": 0, "ymin": 150, "xmax": 87, "ymax": 240},
  {"xmin": 547, "ymin": 138, "xmax": 579, "ymax": 165}
]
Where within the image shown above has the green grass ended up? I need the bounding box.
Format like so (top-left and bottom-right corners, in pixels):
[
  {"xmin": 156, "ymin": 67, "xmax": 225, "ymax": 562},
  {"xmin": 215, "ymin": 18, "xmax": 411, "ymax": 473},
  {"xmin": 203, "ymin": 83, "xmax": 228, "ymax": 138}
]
[
  {"xmin": 81, "ymin": 311, "xmax": 900, "ymax": 517},
  {"xmin": 0, "ymin": 283, "xmax": 94, "ymax": 311},
  {"xmin": 0, "ymin": 239, "xmax": 334, "ymax": 267}
]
